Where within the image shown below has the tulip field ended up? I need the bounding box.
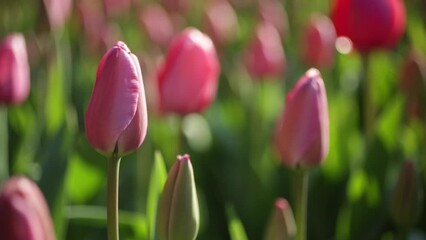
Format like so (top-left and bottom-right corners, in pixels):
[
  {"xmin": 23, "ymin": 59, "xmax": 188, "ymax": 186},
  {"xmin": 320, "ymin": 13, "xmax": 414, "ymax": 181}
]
[{"xmin": 1, "ymin": 0, "xmax": 426, "ymax": 239}]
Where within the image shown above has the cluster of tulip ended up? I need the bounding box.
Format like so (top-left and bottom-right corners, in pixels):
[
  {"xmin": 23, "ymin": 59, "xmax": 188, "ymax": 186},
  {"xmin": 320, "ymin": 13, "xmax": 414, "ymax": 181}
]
[{"xmin": 0, "ymin": 0, "xmax": 424, "ymax": 239}]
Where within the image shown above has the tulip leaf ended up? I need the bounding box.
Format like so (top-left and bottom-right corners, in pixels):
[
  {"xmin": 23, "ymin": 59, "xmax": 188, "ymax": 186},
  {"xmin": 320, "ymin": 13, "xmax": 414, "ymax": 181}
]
[
  {"xmin": 376, "ymin": 96, "xmax": 403, "ymax": 151},
  {"xmin": 146, "ymin": 151, "xmax": 167, "ymax": 240},
  {"xmin": 226, "ymin": 205, "xmax": 248, "ymax": 240}
]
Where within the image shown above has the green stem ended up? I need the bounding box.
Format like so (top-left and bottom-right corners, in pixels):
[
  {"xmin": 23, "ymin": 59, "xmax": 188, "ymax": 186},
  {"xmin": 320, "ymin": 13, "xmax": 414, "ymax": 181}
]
[
  {"xmin": 0, "ymin": 107, "xmax": 8, "ymax": 184},
  {"xmin": 361, "ymin": 54, "xmax": 374, "ymax": 143},
  {"xmin": 294, "ymin": 168, "xmax": 308, "ymax": 240},
  {"xmin": 107, "ymin": 155, "xmax": 121, "ymax": 240}
]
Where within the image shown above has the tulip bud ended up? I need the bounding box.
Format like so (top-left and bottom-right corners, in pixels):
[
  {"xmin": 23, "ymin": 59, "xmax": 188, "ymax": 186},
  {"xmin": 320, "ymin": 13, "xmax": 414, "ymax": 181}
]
[
  {"xmin": 244, "ymin": 22, "xmax": 286, "ymax": 80},
  {"xmin": 0, "ymin": 33, "xmax": 30, "ymax": 105},
  {"xmin": 139, "ymin": 3, "xmax": 174, "ymax": 48},
  {"xmin": 331, "ymin": 0, "xmax": 406, "ymax": 52},
  {"xmin": 157, "ymin": 28, "xmax": 220, "ymax": 115},
  {"xmin": 274, "ymin": 68, "xmax": 329, "ymax": 168},
  {"xmin": 263, "ymin": 198, "xmax": 296, "ymax": 240},
  {"xmin": 203, "ymin": 0, "xmax": 239, "ymax": 46},
  {"xmin": 301, "ymin": 14, "xmax": 336, "ymax": 69},
  {"xmin": 399, "ymin": 50, "xmax": 426, "ymax": 98},
  {"xmin": 157, "ymin": 154, "xmax": 199, "ymax": 240},
  {"xmin": 85, "ymin": 41, "xmax": 148, "ymax": 157},
  {"xmin": 43, "ymin": 0, "xmax": 72, "ymax": 30},
  {"xmin": 258, "ymin": 0, "xmax": 289, "ymax": 38},
  {"xmin": 0, "ymin": 176, "xmax": 55, "ymax": 240},
  {"xmin": 390, "ymin": 160, "xmax": 424, "ymax": 229}
]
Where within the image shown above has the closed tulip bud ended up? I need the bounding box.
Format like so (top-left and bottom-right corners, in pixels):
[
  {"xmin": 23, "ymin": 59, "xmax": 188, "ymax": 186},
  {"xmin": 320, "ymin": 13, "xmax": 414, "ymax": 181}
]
[
  {"xmin": 301, "ymin": 15, "xmax": 336, "ymax": 69},
  {"xmin": 0, "ymin": 176, "xmax": 55, "ymax": 240},
  {"xmin": 157, "ymin": 155, "xmax": 199, "ymax": 240},
  {"xmin": 258, "ymin": 0, "xmax": 289, "ymax": 38},
  {"xmin": 263, "ymin": 198, "xmax": 296, "ymax": 240},
  {"xmin": 0, "ymin": 33, "xmax": 30, "ymax": 105},
  {"xmin": 43, "ymin": 0, "xmax": 72, "ymax": 30},
  {"xmin": 85, "ymin": 41, "xmax": 148, "ymax": 157},
  {"xmin": 390, "ymin": 160, "xmax": 424, "ymax": 229},
  {"xmin": 331, "ymin": 0, "xmax": 406, "ymax": 52},
  {"xmin": 204, "ymin": 0, "xmax": 239, "ymax": 46},
  {"xmin": 157, "ymin": 28, "xmax": 220, "ymax": 115},
  {"xmin": 244, "ymin": 22, "xmax": 286, "ymax": 80},
  {"xmin": 275, "ymin": 68, "xmax": 329, "ymax": 168},
  {"xmin": 399, "ymin": 50, "xmax": 426, "ymax": 98}
]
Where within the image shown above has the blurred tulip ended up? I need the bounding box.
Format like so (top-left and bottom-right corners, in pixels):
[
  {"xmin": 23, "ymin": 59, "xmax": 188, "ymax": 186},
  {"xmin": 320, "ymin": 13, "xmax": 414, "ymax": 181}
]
[
  {"xmin": 301, "ymin": 15, "xmax": 337, "ymax": 69},
  {"xmin": 331, "ymin": 0, "xmax": 406, "ymax": 52},
  {"xmin": 43, "ymin": 0, "xmax": 72, "ymax": 30},
  {"xmin": 263, "ymin": 198, "xmax": 297, "ymax": 240},
  {"xmin": 139, "ymin": 4, "xmax": 174, "ymax": 48},
  {"xmin": 204, "ymin": 0, "xmax": 239, "ymax": 46},
  {"xmin": 258, "ymin": 0, "xmax": 289, "ymax": 38},
  {"xmin": 162, "ymin": 0, "xmax": 190, "ymax": 13},
  {"xmin": 244, "ymin": 22, "xmax": 285, "ymax": 79},
  {"xmin": 390, "ymin": 160, "xmax": 424, "ymax": 229},
  {"xmin": 275, "ymin": 68, "xmax": 329, "ymax": 168},
  {"xmin": 0, "ymin": 33, "xmax": 30, "ymax": 105},
  {"xmin": 157, "ymin": 28, "xmax": 220, "ymax": 115},
  {"xmin": 0, "ymin": 176, "xmax": 55, "ymax": 240},
  {"xmin": 399, "ymin": 50, "xmax": 426, "ymax": 97},
  {"xmin": 85, "ymin": 41, "xmax": 148, "ymax": 157},
  {"xmin": 157, "ymin": 154, "xmax": 199, "ymax": 240},
  {"xmin": 104, "ymin": 0, "xmax": 132, "ymax": 17}
]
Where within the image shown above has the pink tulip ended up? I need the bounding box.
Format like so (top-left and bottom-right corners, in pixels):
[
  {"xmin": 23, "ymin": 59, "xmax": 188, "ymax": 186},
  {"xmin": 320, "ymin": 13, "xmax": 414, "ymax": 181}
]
[
  {"xmin": 301, "ymin": 15, "xmax": 337, "ymax": 69},
  {"xmin": 203, "ymin": 0, "xmax": 239, "ymax": 46},
  {"xmin": 43, "ymin": 0, "xmax": 72, "ymax": 30},
  {"xmin": 275, "ymin": 68, "xmax": 329, "ymax": 168},
  {"xmin": 331, "ymin": 0, "xmax": 406, "ymax": 52},
  {"xmin": 139, "ymin": 3, "xmax": 174, "ymax": 48},
  {"xmin": 258, "ymin": 0, "xmax": 289, "ymax": 38},
  {"xmin": 244, "ymin": 22, "xmax": 285, "ymax": 79},
  {"xmin": 85, "ymin": 41, "xmax": 148, "ymax": 157},
  {"xmin": 157, "ymin": 28, "xmax": 220, "ymax": 115},
  {"xmin": 0, "ymin": 176, "xmax": 55, "ymax": 240},
  {"xmin": 0, "ymin": 33, "xmax": 30, "ymax": 105},
  {"xmin": 104, "ymin": 0, "xmax": 132, "ymax": 17}
]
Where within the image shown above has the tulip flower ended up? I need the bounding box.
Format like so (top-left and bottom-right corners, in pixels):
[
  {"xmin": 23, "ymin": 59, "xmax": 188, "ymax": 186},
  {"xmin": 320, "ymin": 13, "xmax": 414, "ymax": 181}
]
[
  {"xmin": 157, "ymin": 154, "xmax": 199, "ymax": 240},
  {"xmin": 399, "ymin": 50, "xmax": 426, "ymax": 98},
  {"xmin": 263, "ymin": 198, "xmax": 297, "ymax": 240},
  {"xmin": 0, "ymin": 176, "xmax": 55, "ymax": 240},
  {"xmin": 85, "ymin": 41, "xmax": 148, "ymax": 157},
  {"xmin": 244, "ymin": 22, "xmax": 286, "ymax": 80},
  {"xmin": 139, "ymin": 3, "xmax": 174, "ymax": 48},
  {"xmin": 390, "ymin": 160, "xmax": 424, "ymax": 229},
  {"xmin": 258, "ymin": 0, "xmax": 289, "ymax": 38},
  {"xmin": 275, "ymin": 68, "xmax": 329, "ymax": 168},
  {"xmin": 331, "ymin": 0, "xmax": 406, "ymax": 52},
  {"xmin": 157, "ymin": 28, "xmax": 220, "ymax": 115},
  {"xmin": 301, "ymin": 15, "xmax": 336, "ymax": 69},
  {"xmin": 43, "ymin": 0, "xmax": 72, "ymax": 30},
  {"xmin": 204, "ymin": 0, "xmax": 239, "ymax": 46},
  {"xmin": 103, "ymin": 0, "xmax": 132, "ymax": 17},
  {"xmin": 0, "ymin": 33, "xmax": 30, "ymax": 105}
]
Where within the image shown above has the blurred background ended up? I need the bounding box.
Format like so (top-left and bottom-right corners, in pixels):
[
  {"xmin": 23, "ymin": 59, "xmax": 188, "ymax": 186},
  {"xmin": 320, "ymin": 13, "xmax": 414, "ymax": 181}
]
[{"xmin": 1, "ymin": 0, "xmax": 426, "ymax": 239}]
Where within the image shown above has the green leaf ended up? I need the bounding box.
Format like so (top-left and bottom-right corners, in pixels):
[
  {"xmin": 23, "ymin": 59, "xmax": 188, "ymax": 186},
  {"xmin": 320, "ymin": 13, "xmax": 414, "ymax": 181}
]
[
  {"xmin": 226, "ymin": 205, "xmax": 248, "ymax": 240},
  {"xmin": 146, "ymin": 151, "xmax": 167, "ymax": 240}
]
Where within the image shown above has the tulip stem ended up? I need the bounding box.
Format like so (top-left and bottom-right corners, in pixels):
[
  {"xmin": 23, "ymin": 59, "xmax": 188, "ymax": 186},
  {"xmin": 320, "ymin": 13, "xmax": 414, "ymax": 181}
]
[
  {"xmin": 361, "ymin": 54, "xmax": 374, "ymax": 143},
  {"xmin": 0, "ymin": 107, "xmax": 8, "ymax": 184},
  {"xmin": 107, "ymin": 154, "xmax": 121, "ymax": 240},
  {"xmin": 294, "ymin": 168, "xmax": 308, "ymax": 240}
]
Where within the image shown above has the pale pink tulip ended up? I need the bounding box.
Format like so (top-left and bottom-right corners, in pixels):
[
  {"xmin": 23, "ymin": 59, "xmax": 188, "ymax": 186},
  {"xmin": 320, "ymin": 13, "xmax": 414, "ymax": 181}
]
[
  {"xmin": 157, "ymin": 28, "xmax": 220, "ymax": 115},
  {"xmin": 85, "ymin": 41, "xmax": 148, "ymax": 157},
  {"xmin": 301, "ymin": 15, "xmax": 337, "ymax": 69},
  {"xmin": 275, "ymin": 68, "xmax": 329, "ymax": 167},
  {"xmin": 244, "ymin": 22, "xmax": 285, "ymax": 79},
  {"xmin": 0, "ymin": 176, "xmax": 55, "ymax": 240},
  {"xmin": 0, "ymin": 33, "xmax": 30, "ymax": 105},
  {"xmin": 43, "ymin": 0, "xmax": 72, "ymax": 30},
  {"xmin": 203, "ymin": 0, "xmax": 239, "ymax": 46},
  {"xmin": 139, "ymin": 3, "xmax": 174, "ymax": 48}
]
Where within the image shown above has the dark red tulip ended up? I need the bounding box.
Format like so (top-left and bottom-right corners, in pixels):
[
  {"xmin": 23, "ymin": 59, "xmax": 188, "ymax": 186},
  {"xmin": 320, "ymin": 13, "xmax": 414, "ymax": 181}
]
[
  {"xmin": 0, "ymin": 176, "xmax": 55, "ymax": 240},
  {"xmin": 0, "ymin": 33, "xmax": 30, "ymax": 105},
  {"xmin": 274, "ymin": 69, "xmax": 329, "ymax": 168},
  {"xmin": 157, "ymin": 28, "xmax": 220, "ymax": 115},
  {"xmin": 331, "ymin": 0, "xmax": 406, "ymax": 52}
]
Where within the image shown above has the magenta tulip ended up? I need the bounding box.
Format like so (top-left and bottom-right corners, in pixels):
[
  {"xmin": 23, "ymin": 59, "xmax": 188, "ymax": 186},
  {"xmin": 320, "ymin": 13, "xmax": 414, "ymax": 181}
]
[
  {"xmin": 0, "ymin": 33, "xmax": 30, "ymax": 105},
  {"xmin": 331, "ymin": 0, "xmax": 406, "ymax": 52},
  {"xmin": 157, "ymin": 28, "xmax": 220, "ymax": 115},
  {"xmin": 43, "ymin": 0, "xmax": 72, "ymax": 30},
  {"xmin": 301, "ymin": 15, "xmax": 336, "ymax": 69},
  {"xmin": 85, "ymin": 41, "xmax": 148, "ymax": 157},
  {"xmin": 244, "ymin": 22, "xmax": 286, "ymax": 79},
  {"xmin": 275, "ymin": 68, "xmax": 329, "ymax": 168},
  {"xmin": 0, "ymin": 176, "xmax": 55, "ymax": 240}
]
